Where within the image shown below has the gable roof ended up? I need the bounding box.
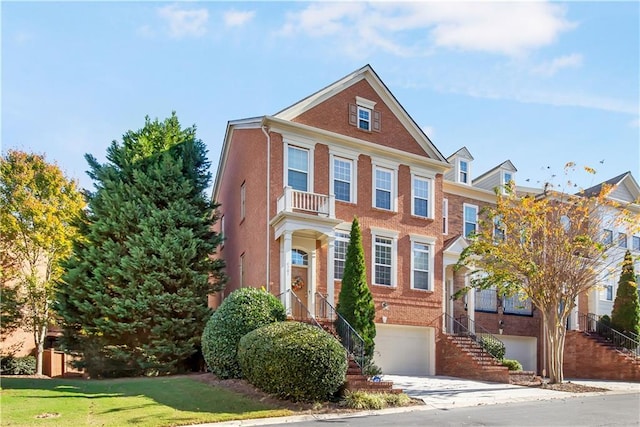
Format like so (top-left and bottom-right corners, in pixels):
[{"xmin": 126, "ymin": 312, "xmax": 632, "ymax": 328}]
[
  {"xmin": 274, "ymin": 64, "xmax": 448, "ymax": 163},
  {"xmin": 581, "ymin": 171, "xmax": 640, "ymax": 202},
  {"xmin": 473, "ymin": 160, "xmax": 518, "ymax": 185},
  {"xmin": 446, "ymin": 146, "xmax": 474, "ymax": 161}
]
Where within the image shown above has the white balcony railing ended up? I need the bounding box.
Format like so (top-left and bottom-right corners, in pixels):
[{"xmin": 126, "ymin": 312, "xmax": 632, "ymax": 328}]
[{"xmin": 277, "ymin": 187, "xmax": 335, "ymax": 218}]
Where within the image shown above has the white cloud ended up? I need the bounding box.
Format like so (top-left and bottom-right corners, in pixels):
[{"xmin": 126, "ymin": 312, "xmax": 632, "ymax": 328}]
[
  {"xmin": 630, "ymin": 118, "xmax": 640, "ymax": 128},
  {"xmin": 157, "ymin": 4, "xmax": 209, "ymax": 39},
  {"xmin": 533, "ymin": 53, "xmax": 583, "ymax": 76},
  {"xmin": 422, "ymin": 126, "xmax": 435, "ymax": 138},
  {"xmin": 223, "ymin": 10, "xmax": 256, "ymax": 28},
  {"xmin": 278, "ymin": 2, "xmax": 576, "ymax": 58}
]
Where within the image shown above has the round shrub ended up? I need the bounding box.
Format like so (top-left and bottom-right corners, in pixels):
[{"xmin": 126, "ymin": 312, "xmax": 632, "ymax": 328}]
[
  {"xmin": 501, "ymin": 358, "xmax": 523, "ymax": 371},
  {"xmin": 238, "ymin": 321, "xmax": 348, "ymax": 402},
  {"xmin": 201, "ymin": 288, "xmax": 286, "ymax": 379}
]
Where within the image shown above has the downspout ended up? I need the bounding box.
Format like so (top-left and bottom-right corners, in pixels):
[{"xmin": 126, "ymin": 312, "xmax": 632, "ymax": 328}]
[{"xmin": 261, "ymin": 125, "xmax": 271, "ymax": 292}]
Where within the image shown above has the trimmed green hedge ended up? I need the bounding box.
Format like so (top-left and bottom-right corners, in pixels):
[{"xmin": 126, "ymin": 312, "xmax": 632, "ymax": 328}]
[
  {"xmin": 201, "ymin": 288, "xmax": 286, "ymax": 379},
  {"xmin": 238, "ymin": 321, "xmax": 348, "ymax": 402}
]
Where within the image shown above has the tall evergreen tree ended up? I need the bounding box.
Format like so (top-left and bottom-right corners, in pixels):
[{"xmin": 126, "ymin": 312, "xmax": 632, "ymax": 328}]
[
  {"xmin": 55, "ymin": 113, "xmax": 226, "ymax": 377},
  {"xmin": 611, "ymin": 251, "xmax": 640, "ymax": 337},
  {"xmin": 336, "ymin": 217, "xmax": 376, "ymax": 357}
]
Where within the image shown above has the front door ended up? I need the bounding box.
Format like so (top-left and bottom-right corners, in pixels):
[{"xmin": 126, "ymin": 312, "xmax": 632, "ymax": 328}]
[{"xmin": 291, "ymin": 249, "xmax": 309, "ymax": 319}]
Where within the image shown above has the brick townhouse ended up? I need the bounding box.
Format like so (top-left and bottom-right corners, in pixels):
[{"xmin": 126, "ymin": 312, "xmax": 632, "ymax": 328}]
[{"xmin": 211, "ymin": 64, "xmax": 640, "ymax": 378}]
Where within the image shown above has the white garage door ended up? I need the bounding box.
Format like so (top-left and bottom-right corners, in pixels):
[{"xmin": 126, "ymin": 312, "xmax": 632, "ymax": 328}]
[
  {"xmin": 373, "ymin": 324, "xmax": 434, "ymax": 376},
  {"xmin": 500, "ymin": 335, "xmax": 537, "ymax": 372}
]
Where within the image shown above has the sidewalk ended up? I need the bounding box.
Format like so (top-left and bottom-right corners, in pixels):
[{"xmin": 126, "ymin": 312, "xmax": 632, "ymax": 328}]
[
  {"xmin": 189, "ymin": 376, "xmax": 640, "ymax": 427},
  {"xmin": 384, "ymin": 375, "xmax": 640, "ymax": 410}
]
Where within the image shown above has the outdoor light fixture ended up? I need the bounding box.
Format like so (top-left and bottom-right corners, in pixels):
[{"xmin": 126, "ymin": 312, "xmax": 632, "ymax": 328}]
[
  {"xmin": 381, "ymin": 301, "xmax": 389, "ymax": 310},
  {"xmin": 498, "ymin": 320, "xmax": 504, "ymax": 335}
]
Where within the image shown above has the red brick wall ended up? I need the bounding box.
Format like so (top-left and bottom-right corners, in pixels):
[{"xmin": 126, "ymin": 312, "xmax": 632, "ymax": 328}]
[
  {"xmin": 294, "ymin": 79, "xmax": 430, "ymax": 158},
  {"xmin": 563, "ymin": 331, "xmax": 640, "ymax": 380},
  {"xmin": 214, "ymin": 128, "xmax": 269, "ymax": 302},
  {"xmin": 436, "ymin": 332, "xmax": 510, "ymax": 383}
]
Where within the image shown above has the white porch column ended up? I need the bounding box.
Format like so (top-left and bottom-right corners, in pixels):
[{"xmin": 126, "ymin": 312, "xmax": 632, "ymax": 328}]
[
  {"xmin": 568, "ymin": 296, "xmax": 579, "ymax": 331},
  {"xmin": 281, "ymin": 231, "xmax": 293, "ymax": 314},
  {"xmin": 309, "ymin": 247, "xmax": 317, "ymax": 317},
  {"xmin": 326, "ymin": 236, "xmax": 335, "ymax": 305},
  {"xmin": 466, "ymin": 274, "xmax": 476, "ymax": 334}
]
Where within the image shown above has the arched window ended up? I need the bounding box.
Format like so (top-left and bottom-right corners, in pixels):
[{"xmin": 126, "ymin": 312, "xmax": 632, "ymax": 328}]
[{"xmin": 292, "ymin": 249, "xmax": 308, "ymax": 266}]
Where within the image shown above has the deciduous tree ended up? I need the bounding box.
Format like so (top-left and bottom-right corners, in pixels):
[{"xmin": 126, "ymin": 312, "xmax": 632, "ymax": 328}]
[
  {"xmin": 456, "ymin": 165, "xmax": 639, "ymax": 383},
  {"xmin": 0, "ymin": 150, "xmax": 84, "ymax": 373},
  {"xmin": 55, "ymin": 113, "xmax": 226, "ymax": 377}
]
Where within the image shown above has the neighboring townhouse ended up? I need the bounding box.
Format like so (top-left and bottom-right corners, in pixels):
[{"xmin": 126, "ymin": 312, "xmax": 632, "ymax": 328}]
[
  {"xmin": 442, "ymin": 150, "xmax": 543, "ymax": 373},
  {"xmin": 211, "ymin": 65, "xmax": 451, "ymax": 376},
  {"xmin": 575, "ymin": 172, "xmax": 640, "ymax": 322}
]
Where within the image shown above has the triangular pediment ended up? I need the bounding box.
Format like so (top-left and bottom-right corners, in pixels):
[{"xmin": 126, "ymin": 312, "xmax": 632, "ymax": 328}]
[
  {"xmin": 582, "ymin": 172, "xmax": 640, "ymax": 204},
  {"xmin": 274, "ymin": 65, "xmax": 447, "ymax": 162},
  {"xmin": 443, "ymin": 234, "xmax": 469, "ymax": 255},
  {"xmin": 446, "ymin": 147, "xmax": 474, "ymax": 162}
]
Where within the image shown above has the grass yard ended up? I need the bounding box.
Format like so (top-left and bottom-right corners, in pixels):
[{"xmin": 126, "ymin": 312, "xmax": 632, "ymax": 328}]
[{"xmin": 0, "ymin": 376, "xmax": 293, "ymax": 427}]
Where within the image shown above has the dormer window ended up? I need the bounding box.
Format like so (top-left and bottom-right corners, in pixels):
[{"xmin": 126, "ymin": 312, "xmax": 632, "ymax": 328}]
[
  {"xmin": 502, "ymin": 171, "xmax": 513, "ymax": 193},
  {"xmin": 349, "ymin": 96, "xmax": 381, "ymax": 132},
  {"xmin": 459, "ymin": 160, "xmax": 469, "ymax": 184}
]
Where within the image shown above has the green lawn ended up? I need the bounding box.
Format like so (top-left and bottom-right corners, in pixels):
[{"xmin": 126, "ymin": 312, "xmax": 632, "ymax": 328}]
[{"xmin": 0, "ymin": 376, "xmax": 293, "ymax": 427}]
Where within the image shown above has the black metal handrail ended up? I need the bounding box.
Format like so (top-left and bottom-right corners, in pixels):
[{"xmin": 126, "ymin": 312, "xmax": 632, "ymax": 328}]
[
  {"xmin": 315, "ymin": 292, "xmax": 366, "ymax": 370},
  {"xmin": 446, "ymin": 313, "xmax": 505, "ymax": 360},
  {"xmin": 579, "ymin": 312, "xmax": 639, "ymax": 358},
  {"xmin": 276, "ymin": 289, "xmax": 321, "ymax": 329}
]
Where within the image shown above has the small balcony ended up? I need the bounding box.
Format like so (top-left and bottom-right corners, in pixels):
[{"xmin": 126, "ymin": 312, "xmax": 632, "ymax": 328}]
[{"xmin": 276, "ymin": 187, "xmax": 335, "ymax": 218}]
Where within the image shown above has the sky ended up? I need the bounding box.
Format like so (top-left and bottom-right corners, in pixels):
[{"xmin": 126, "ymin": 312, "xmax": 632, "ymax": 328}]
[{"xmin": 2, "ymin": 1, "xmax": 639, "ymax": 194}]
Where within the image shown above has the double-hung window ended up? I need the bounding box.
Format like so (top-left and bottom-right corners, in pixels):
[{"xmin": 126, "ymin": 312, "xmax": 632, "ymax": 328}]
[
  {"xmin": 464, "ymin": 204, "xmax": 478, "ymax": 238},
  {"xmin": 334, "ymin": 232, "xmax": 350, "ymax": 280},
  {"xmin": 603, "ymin": 229, "xmax": 613, "ymax": 245},
  {"xmin": 442, "ymin": 199, "xmax": 449, "ymax": 234},
  {"xmin": 459, "ymin": 160, "xmax": 469, "ymax": 184},
  {"xmin": 374, "ymin": 236, "xmax": 393, "ymax": 286},
  {"xmin": 371, "ymin": 229, "xmax": 397, "ymax": 286},
  {"xmin": 412, "ymin": 176, "xmax": 431, "ymax": 218},
  {"xmin": 633, "ymin": 236, "xmax": 640, "ymax": 252},
  {"xmin": 374, "ymin": 167, "xmax": 393, "ymax": 210},
  {"xmin": 333, "ymin": 157, "xmax": 353, "ymax": 202},
  {"xmin": 410, "ymin": 236, "xmax": 435, "ymax": 291},
  {"xmin": 503, "ymin": 172, "xmax": 513, "ymax": 193},
  {"xmin": 287, "ymin": 145, "xmax": 309, "ymax": 191},
  {"xmin": 618, "ymin": 232, "xmax": 628, "ymax": 249},
  {"xmin": 358, "ymin": 106, "xmax": 371, "ymax": 131},
  {"xmin": 493, "ymin": 215, "xmax": 505, "ymax": 242}
]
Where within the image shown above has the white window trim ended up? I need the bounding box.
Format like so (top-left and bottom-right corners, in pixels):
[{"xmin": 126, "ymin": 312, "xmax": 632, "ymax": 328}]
[
  {"xmin": 458, "ymin": 159, "xmax": 470, "ymax": 185},
  {"xmin": 329, "ymin": 151, "xmax": 358, "ymax": 204},
  {"xmin": 333, "ymin": 230, "xmax": 350, "ymax": 280},
  {"xmin": 371, "ymin": 228, "xmax": 398, "ymax": 287},
  {"xmin": 411, "ymin": 173, "xmax": 433, "ymax": 219},
  {"xmin": 502, "ymin": 171, "xmax": 513, "ymax": 194},
  {"xmin": 371, "ymin": 159, "xmax": 398, "ymax": 212},
  {"xmin": 409, "ymin": 235, "xmax": 436, "ymax": 291},
  {"xmin": 357, "ymin": 106, "xmax": 371, "ymax": 131},
  {"xmin": 442, "ymin": 198, "xmax": 449, "ymax": 235},
  {"xmin": 463, "ymin": 203, "xmax": 479, "ymax": 237},
  {"xmin": 283, "ymin": 141, "xmax": 315, "ymax": 193},
  {"xmin": 356, "ymin": 96, "xmax": 377, "ymax": 110}
]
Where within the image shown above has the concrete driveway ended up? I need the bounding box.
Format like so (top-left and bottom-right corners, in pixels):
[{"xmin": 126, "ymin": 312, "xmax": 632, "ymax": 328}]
[{"xmin": 383, "ymin": 375, "xmax": 640, "ymax": 410}]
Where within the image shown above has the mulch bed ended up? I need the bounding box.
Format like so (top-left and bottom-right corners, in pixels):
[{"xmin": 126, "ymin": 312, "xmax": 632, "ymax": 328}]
[{"xmin": 540, "ymin": 381, "xmax": 610, "ymax": 393}]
